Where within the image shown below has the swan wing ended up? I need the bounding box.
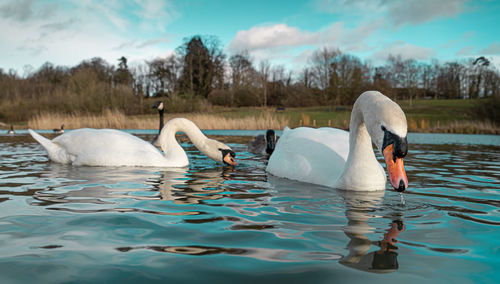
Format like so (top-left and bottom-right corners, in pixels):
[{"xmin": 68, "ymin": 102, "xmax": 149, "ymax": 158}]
[
  {"xmin": 52, "ymin": 129, "xmax": 178, "ymax": 167},
  {"xmin": 266, "ymin": 127, "xmax": 349, "ymax": 187}
]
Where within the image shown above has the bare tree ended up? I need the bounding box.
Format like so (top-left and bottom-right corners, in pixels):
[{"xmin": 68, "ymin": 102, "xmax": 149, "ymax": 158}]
[
  {"xmin": 387, "ymin": 54, "xmax": 405, "ymax": 91},
  {"xmin": 309, "ymin": 47, "xmax": 341, "ymax": 101},
  {"xmin": 130, "ymin": 63, "xmax": 149, "ymax": 97},
  {"xmin": 204, "ymin": 36, "xmax": 226, "ymax": 90},
  {"xmin": 330, "ymin": 54, "xmax": 369, "ymax": 105},
  {"xmin": 402, "ymin": 58, "xmax": 421, "ymax": 106},
  {"xmin": 229, "ymin": 51, "xmax": 255, "ymax": 88},
  {"xmin": 147, "ymin": 54, "xmax": 181, "ymax": 97},
  {"xmin": 436, "ymin": 62, "xmax": 463, "ymax": 99},
  {"xmin": 258, "ymin": 59, "xmax": 270, "ymax": 107},
  {"xmin": 299, "ymin": 67, "xmax": 313, "ymax": 89}
]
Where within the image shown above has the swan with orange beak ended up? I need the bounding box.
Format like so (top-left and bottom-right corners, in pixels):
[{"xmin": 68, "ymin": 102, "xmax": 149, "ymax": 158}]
[{"xmin": 267, "ymin": 91, "xmax": 409, "ymax": 192}]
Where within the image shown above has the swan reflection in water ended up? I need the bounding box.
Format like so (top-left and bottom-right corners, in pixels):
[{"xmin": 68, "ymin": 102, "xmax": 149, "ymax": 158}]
[
  {"xmin": 263, "ymin": 176, "xmax": 406, "ymax": 272},
  {"xmin": 340, "ymin": 190, "xmax": 405, "ymax": 273},
  {"xmin": 33, "ymin": 163, "xmax": 235, "ymax": 210},
  {"xmin": 117, "ymin": 178, "xmax": 407, "ymax": 269},
  {"xmin": 154, "ymin": 166, "xmax": 234, "ymax": 204},
  {"xmin": 36, "ymin": 162, "xmax": 405, "ymax": 271}
]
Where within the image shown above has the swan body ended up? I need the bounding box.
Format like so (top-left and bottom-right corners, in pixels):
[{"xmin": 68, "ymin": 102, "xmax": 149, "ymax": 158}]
[
  {"xmin": 267, "ymin": 126, "xmax": 350, "ymax": 188},
  {"xmin": 267, "ymin": 91, "xmax": 408, "ymax": 191},
  {"xmin": 29, "ymin": 118, "xmax": 236, "ymax": 167}
]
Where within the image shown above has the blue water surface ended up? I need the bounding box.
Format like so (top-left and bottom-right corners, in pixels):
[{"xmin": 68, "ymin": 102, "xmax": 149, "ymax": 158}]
[{"xmin": 0, "ymin": 130, "xmax": 499, "ymax": 283}]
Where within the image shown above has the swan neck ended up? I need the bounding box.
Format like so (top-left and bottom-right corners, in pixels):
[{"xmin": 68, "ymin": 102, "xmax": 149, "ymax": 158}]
[
  {"xmin": 348, "ymin": 101, "xmax": 372, "ymax": 155},
  {"xmin": 159, "ymin": 118, "xmax": 211, "ymax": 157},
  {"xmin": 159, "ymin": 110, "xmax": 164, "ymax": 131},
  {"xmin": 336, "ymin": 98, "xmax": 385, "ymax": 190}
]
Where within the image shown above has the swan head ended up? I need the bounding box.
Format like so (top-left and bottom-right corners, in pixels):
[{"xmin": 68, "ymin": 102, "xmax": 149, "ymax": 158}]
[
  {"xmin": 219, "ymin": 148, "xmax": 238, "ymax": 166},
  {"xmin": 265, "ymin": 129, "xmax": 277, "ymax": 155},
  {"xmin": 362, "ymin": 92, "xmax": 408, "ymax": 192},
  {"xmin": 200, "ymin": 137, "xmax": 237, "ymax": 166},
  {"xmin": 153, "ymin": 101, "xmax": 164, "ymax": 111}
]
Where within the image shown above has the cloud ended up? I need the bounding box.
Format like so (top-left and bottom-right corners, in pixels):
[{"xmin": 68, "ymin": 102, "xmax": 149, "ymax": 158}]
[
  {"xmin": 371, "ymin": 42, "xmax": 436, "ymax": 62},
  {"xmin": 227, "ymin": 20, "xmax": 387, "ymax": 70},
  {"xmin": 88, "ymin": 2, "xmax": 129, "ymax": 32},
  {"xmin": 227, "ymin": 19, "xmax": 388, "ymax": 67},
  {"xmin": 340, "ymin": 19, "xmax": 384, "ymax": 51},
  {"xmin": 316, "ymin": 0, "xmax": 386, "ymax": 15},
  {"xmin": 16, "ymin": 44, "xmax": 46, "ymax": 56},
  {"xmin": 317, "ymin": 0, "xmax": 469, "ymax": 27},
  {"xmin": 478, "ymin": 42, "xmax": 500, "ymax": 55},
  {"xmin": 228, "ymin": 24, "xmax": 319, "ymax": 52},
  {"xmin": 0, "ymin": 0, "xmax": 57, "ymax": 22},
  {"xmin": 132, "ymin": 0, "xmax": 179, "ymax": 32},
  {"xmin": 137, "ymin": 37, "xmax": 171, "ymax": 48},
  {"xmin": 40, "ymin": 19, "xmax": 80, "ymax": 32},
  {"xmin": 455, "ymin": 42, "xmax": 500, "ymax": 57},
  {"xmin": 291, "ymin": 49, "xmax": 314, "ymax": 66},
  {"xmin": 0, "ymin": 0, "xmax": 34, "ymax": 21},
  {"xmin": 114, "ymin": 40, "xmax": 139, "ymax": 51},
  {"xmin": 388, "ymin": 0, "xmax": 468, "ymax": 27},
  {"xmin": 0, "ymin": 1, "xmax": 179, "ymax": 72},
  {"xmin": 115, "ymin": 37, "xmax": 172, "ymax": 50},
  {"xmin": 440, "ymin": 31, "xmax": 475, "ymax": 48},
  {"xmin": 456, "ymin": 46, "xmax": 476, "ymax": 56},
  {"xmin": 227, "ymin": 22, "xmax": 347, "ymax": 53}
]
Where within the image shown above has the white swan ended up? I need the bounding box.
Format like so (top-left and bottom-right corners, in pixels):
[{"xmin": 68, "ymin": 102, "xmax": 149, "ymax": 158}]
[
  {"xmin": 29, "ymin": 118, "xmax": 237, "ymax": 167},
  {"xmin": 267, "ymin": 91, "xmax": 408, "ymax": 191}
]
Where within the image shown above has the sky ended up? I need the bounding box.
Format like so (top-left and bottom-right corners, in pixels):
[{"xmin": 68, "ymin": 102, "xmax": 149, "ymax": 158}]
[{"xmin": 0, "ymin": 0, "xmax": 499, "ymax": 76}]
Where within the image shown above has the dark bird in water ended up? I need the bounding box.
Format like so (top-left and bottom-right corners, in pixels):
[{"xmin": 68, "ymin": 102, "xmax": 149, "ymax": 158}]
[
  {"xmin": 247, "ymin": 129, "xmax": 277, "ymax": 156},
  {"xmin": 151, "ymin": 101, "xmax": 164, "ymax": 147},
  {"xmin": 53, "ymin": 124, "xmax": 64, "ymax": 134},
  {"xmin": 7, "ymin": 125, "xmax": 15, "ymax": 135}
]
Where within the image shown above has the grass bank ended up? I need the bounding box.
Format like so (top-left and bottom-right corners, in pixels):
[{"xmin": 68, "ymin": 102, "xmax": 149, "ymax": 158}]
[
  {"xmin": 4, "ymin": 98, "xmax": 498, "ymax": 134},
  {"xmin": 27, "ymin": 110, "xmax": 289, "ymax": 130}
]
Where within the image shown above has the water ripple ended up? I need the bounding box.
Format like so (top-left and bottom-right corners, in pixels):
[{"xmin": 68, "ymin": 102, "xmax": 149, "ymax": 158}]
[{"xmin": 0, "ymin": 132, "xmax": 499, "ymax": 282}]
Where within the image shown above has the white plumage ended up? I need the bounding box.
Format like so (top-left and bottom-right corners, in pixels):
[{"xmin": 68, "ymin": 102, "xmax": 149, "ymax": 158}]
[
  {"xmin": 267, "ymin": 91, "xmax": 408, "ymax": 191},
  {"xmin": 29, "ymin": 118, "xmax": 236, "ymax": 167}
]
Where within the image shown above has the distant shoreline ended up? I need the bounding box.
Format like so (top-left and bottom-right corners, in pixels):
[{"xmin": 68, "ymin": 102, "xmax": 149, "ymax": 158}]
[{"xmin": 2, "ymin": 107, "xmax": 498, "ymax": 135}]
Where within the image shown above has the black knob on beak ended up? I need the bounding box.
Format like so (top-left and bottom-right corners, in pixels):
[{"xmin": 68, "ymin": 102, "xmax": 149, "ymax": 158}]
[{"xmin": 396, "ymin": 180, "xmax": 406, "ymax": 192}]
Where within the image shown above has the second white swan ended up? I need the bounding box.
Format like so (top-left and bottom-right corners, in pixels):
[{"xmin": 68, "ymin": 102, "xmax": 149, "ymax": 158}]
[
  {"xmin": 29, "ymin": 118, "xmax": 237, "ymax": 167},
  {"xmin": 266, "ymin": 91, "xmax": 408, "ymax": 191}
]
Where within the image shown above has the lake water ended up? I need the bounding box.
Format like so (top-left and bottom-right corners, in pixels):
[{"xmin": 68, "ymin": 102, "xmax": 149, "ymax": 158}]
[{"xmin": 1, "ymin": 130, "xmax": 499, "ymax": 283}]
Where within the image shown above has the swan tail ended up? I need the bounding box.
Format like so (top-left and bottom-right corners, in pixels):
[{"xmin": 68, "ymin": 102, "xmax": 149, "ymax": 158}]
[{"xmin": 28, "ymin": 129, "xmax": 72, "ymax": 164}]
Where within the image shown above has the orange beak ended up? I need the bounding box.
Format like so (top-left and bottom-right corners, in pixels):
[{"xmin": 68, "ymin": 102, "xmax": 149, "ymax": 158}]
[
  {"xmin": 383, "ymin": 144, "xmax": 408, "ymax": 192},
  {"xmin": 223, "ymin": 153, "xmax": 238, "ymax": 166}
]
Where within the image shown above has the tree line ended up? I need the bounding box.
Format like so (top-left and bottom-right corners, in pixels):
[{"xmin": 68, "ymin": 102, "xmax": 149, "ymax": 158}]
[{"xmin": 1, "ymin": 35, "xmax": 499, "ymax": 122}]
